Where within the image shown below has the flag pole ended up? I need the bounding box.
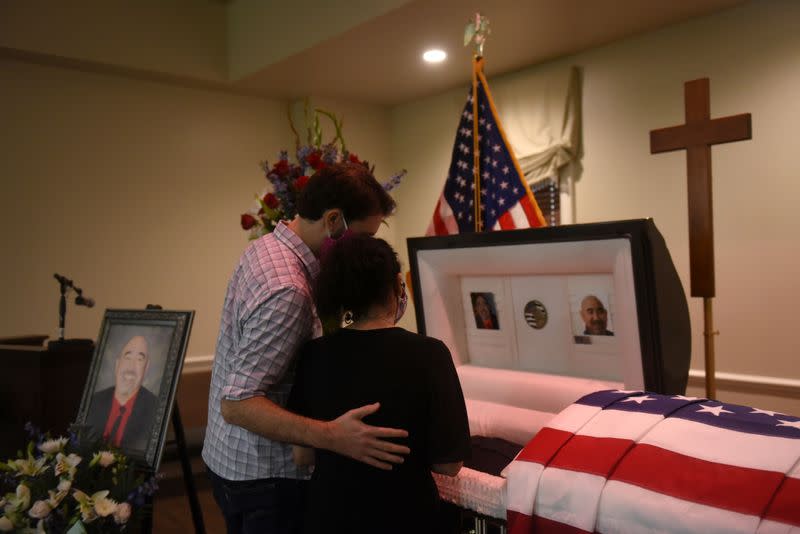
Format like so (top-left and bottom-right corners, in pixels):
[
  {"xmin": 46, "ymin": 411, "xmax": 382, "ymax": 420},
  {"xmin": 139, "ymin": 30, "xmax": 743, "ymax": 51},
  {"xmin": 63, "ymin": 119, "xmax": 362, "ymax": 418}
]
[
  {"xmin": 704, "ymin": 298, "xmax": 717, "ymax": 399},
  {"xmin": 472, "ymin": 56, "xmax": 483, "ymax": 232}
]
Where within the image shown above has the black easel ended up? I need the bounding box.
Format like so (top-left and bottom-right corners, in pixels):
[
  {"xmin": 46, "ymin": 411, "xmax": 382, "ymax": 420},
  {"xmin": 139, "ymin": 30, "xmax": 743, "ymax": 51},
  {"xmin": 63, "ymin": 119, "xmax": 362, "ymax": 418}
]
[
  {"xmin": 172, "ymin": 403, "xmax": 206, "ymax": 534},
  {"xmin": 141, "ymin": 305, "xmax": 206, "ymax": 534}
]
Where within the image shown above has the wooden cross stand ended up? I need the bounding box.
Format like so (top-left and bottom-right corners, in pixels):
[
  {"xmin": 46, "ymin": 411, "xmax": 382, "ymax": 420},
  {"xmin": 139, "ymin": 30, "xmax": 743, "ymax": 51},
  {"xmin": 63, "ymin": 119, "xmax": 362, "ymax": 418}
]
[{"xmin": 650, "ymin": 78, "xmax": 752, "ymax": 399}]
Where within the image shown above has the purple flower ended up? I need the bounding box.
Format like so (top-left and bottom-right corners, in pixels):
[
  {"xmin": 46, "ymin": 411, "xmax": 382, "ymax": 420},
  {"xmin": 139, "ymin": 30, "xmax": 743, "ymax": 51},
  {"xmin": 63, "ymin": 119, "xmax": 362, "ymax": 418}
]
[
  {"xmin": 296, "ymin": 145, "xmax": 314, "ymax": 162},
  {"xmin": 382, "ymin": 169, "xmax": 407, "ymax": 192},
  {"xmin": 271, "ymin": 179, "xmax": 288, "ymax": 194},
  {"xmin": 321, "ymin": 143, "xmax": 339, "ymax": 165},
  {"xmin": 24, "ymin": 421, "xmax": 42, "ymax": 441}
]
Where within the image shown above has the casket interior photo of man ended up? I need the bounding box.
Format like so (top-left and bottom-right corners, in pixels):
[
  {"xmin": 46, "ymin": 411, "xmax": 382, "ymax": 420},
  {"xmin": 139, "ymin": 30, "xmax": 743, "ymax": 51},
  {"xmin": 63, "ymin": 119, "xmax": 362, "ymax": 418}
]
[{"xmin": 407, "ymin": 218, "xmax": 800, "ymax": 534}]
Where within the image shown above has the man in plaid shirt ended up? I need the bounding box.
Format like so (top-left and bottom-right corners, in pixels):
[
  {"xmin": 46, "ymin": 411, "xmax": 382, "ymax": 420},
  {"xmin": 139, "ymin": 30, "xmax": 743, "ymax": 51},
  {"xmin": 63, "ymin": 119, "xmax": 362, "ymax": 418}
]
[{"xmin": 203, "ymin": 163, "xmax": 407, "ymax": 533}]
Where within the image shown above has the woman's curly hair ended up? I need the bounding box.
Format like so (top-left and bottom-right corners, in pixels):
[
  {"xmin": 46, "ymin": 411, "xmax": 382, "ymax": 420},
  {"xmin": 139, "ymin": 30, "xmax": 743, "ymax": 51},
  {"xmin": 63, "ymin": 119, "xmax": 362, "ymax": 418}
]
[{"xmin": 314, "ymin": 234, "xmax": 401, "ymax": 328}]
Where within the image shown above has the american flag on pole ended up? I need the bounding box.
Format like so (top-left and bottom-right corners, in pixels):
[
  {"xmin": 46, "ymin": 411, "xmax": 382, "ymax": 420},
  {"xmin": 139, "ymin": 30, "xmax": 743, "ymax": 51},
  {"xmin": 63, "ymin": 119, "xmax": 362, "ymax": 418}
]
[
  {"xmin": 504, "ymin": 390, "xmax": 800, "ymax": 533},
  {"xmin": 427, "ymin": 57, "xmax": 545, "ymax": 235}
]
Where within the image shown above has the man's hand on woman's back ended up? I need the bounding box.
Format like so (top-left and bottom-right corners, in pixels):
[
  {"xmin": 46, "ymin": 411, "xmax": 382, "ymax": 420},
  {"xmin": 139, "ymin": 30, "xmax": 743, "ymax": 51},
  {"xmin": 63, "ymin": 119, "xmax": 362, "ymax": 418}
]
[{"xmin": 324, "ymin": 402, "xmax": 410, "ymax": 470}]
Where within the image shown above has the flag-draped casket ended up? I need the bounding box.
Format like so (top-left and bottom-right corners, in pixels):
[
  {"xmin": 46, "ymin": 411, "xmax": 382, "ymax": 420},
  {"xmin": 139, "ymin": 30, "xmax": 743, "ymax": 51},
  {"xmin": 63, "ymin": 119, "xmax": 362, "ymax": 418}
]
[
  {"xmin": 407, "ymin": 219, "xmax": 691, "ymax": 520},
  {"xmin": 407, "ymin": 219, "xmax": 800, "ymax": 532},
  {"xmin": 505, "ymin": 390, "xmax": 800, "ymax": 533}
]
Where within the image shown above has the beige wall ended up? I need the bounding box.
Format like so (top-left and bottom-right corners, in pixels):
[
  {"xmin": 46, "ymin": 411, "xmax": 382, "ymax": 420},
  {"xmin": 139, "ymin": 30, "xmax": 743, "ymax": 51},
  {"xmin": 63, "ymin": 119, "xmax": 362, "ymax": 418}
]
[
  {"xmin": 0, "ymin": 58, "xmax": 292, "ymax": 357},
  {"xmin": 389, "ymin": 0, "xmax": 800, "ymax": 405},
  {"xmin": 0, "ymin": 61, "xmax": 398, "ymax": 358}
]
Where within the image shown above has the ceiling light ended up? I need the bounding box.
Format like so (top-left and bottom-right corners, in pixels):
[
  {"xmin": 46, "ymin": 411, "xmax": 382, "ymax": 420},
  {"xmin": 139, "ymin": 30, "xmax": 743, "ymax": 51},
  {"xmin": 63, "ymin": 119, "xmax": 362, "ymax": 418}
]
[{"xmin": 423, "ymin": 49, "xmax": 447, "ymax": 63}]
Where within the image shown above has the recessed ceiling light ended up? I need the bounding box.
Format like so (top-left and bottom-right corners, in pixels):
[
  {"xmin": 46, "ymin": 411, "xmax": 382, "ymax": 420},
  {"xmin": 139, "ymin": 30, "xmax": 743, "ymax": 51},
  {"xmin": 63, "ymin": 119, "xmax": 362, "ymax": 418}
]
[{"xmin": 423, "ymin": 49, "xmax": 447, "ymax": 63}]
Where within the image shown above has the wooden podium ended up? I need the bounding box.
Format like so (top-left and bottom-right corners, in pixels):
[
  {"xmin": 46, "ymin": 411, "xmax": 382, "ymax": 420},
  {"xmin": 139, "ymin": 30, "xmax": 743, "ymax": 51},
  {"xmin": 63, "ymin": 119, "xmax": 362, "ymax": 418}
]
[{"xmin": 0, "ymin": 337, "xmax": 93, "ymax": 458}]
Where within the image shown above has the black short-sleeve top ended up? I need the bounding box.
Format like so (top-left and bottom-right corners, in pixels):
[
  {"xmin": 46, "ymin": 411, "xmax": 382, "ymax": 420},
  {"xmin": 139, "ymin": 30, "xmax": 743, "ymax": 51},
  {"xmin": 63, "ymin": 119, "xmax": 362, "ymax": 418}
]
[{"xmin": 288, "ymin": 327, "xmax": 471, "ymax": 531}]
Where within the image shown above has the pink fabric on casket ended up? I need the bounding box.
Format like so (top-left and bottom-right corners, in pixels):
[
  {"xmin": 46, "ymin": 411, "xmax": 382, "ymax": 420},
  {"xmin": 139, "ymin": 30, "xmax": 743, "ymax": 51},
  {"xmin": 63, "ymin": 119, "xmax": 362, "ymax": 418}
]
[{"xmin": 504, "ymin": 390, "xmax": 800, "ymax": 534}]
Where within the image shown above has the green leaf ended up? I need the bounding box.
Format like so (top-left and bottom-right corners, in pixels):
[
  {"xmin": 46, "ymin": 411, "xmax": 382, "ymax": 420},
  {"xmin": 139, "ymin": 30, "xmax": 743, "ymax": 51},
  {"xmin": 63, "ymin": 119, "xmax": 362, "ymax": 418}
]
[
  {"xmin": 464, "ymin": 23, "xmax": 476, "ymax": 46},
  {"xmin": 255, "ymin": 195, "xmax": 281, "ymax": 221},
  {"xmin": 312, "ymin": 114, "xmax": 322, "ymax": 147},
  {"xmin": 264, "ymin": 206, "xmax": 280, "ymax": 220},
  {"xmin": 67, "ymin": 520, "xmax": 88, "ymax": 534}
]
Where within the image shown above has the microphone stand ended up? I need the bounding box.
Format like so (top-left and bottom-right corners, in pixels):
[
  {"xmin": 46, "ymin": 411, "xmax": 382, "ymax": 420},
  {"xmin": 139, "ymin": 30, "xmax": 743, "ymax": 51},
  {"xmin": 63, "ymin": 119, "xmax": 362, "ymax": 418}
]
[
  {"xmin": 56, "ymin": 275, "xmax": 69, "ymax": 341},
  {"xmin": 50, "ymin": 274, "xmax": 94, "ymax": 351}
]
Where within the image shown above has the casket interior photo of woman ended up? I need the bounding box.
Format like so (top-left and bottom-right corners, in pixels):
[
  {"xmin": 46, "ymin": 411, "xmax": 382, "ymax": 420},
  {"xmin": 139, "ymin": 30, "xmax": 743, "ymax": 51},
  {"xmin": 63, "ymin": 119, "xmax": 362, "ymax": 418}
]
[{"xmin": 407, "ymin": 219, "xmax": 800, "ymax": 534}]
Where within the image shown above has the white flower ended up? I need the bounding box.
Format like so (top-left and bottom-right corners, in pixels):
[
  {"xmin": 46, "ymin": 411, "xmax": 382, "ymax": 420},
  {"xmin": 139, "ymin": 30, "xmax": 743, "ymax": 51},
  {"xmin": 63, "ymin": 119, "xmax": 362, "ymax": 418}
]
[
  {"xmin": 37, "ymin": 437, "xmax": 68, "ymax": 455},
  {"xmin": 94, "ymin": 494, "xmax": 118, "ymax": 517},
  {"xmin": 113, "ymin": 502, "xmax": 132, "ymax": 525},
  {"xmin": 46, "ymin": 489, "xmax": 65, "ymax": 509},
  {"xmin": 72, "ymin": 490, "xmax": 98, "ymax": 523},
  {"xmin": 72, "ymin": 489, "xmax": 116, "ymax": 523},
  {"xmin": 7, "ymin": 456, "xmax": 48, "ymax": 477},
  {"xmin": 27, "ymin": 500, "xmax": 51, "ymax": 519},
  {"xmin": 54, "ymin": 452, "xmax": 81, "ymax": 478},
  {"xmin": 6, "ymin": 484, "xmax": 31, "ymax": 512},
  {"xmin": 0, "ymin": 516, "xmax": 13, "ymax": 531},
  {"xmin": 47, "ymin": 480, "xmax": 70, "ymax": 508},
  {"xmin": 91, "ymin": 451, "xmax": 116, "ymax": 468}
]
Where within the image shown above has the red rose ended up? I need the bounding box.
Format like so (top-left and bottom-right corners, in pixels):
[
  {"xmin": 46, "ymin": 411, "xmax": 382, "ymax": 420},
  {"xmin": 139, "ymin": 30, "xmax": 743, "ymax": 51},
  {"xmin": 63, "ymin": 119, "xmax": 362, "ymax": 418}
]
[
  {"xmin": 263, "ymin": 193, "xmax": 280, "ymax": 209},
  {"xmin": 306, "ymin": 151, "xmax": 323, "ymax": 170},
  {"xmin": 348, "ymin": 153, "xmax": 360, "ymax": 164},
  {"xmin": 273, "ymin": 159, "xmax": 290, "ymax": 176},
  {"xmin": 240, "ymin": 213, "xmax": 257, "ymax": 230},
  {"xmin": 295, "ymin": 175, "xmax": 310, "ymax": 190}
]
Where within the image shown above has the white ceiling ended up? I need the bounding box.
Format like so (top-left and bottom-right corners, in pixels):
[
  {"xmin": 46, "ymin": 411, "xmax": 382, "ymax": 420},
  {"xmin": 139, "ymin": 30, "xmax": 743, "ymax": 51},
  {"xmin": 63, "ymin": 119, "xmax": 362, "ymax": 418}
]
[{"xmin": 234, "ymin": 0, "xmax": 747, "ymax": 105}]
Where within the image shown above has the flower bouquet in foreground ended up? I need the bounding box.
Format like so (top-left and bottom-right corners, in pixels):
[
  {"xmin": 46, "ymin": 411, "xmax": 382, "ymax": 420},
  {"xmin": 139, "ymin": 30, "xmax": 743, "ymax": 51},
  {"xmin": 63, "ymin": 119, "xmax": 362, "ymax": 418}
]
[
  {"xmin": 240, "ymin": 106, "xmax": 405, "ymax": 240},
  {"xmin": 0, "ymin": 424, "xmax": 157, "ymax": 533}
]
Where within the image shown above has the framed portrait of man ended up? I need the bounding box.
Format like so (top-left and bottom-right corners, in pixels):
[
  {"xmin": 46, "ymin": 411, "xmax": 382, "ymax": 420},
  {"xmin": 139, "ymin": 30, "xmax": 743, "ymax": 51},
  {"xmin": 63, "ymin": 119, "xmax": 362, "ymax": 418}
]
[{"xmin": 75, "ymin": 309, "xmax": 193, "ymax": 472}]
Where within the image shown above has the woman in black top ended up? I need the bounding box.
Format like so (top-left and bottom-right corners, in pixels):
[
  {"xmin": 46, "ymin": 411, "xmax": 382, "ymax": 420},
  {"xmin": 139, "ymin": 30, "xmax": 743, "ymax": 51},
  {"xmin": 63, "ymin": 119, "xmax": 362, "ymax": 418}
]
[{"xmin": 288, "ymin": 234, "xmax": 470, "ymax": 534}]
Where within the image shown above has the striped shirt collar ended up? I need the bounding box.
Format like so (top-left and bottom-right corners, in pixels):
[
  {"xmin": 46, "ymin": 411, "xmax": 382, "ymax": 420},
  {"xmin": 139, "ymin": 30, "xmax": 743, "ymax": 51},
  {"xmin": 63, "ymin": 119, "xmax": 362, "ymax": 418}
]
[{"xmin": 273, "ymin": 220, "xmax": 319, "ymax": 280}]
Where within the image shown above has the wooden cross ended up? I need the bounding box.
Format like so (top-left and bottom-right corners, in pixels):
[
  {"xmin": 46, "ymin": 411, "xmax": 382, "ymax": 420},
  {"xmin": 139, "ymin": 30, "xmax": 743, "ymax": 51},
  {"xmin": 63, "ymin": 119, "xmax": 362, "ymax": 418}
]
[{"xmin": 650, "ymin": 78, "xmax": 751, "ymax": 297}]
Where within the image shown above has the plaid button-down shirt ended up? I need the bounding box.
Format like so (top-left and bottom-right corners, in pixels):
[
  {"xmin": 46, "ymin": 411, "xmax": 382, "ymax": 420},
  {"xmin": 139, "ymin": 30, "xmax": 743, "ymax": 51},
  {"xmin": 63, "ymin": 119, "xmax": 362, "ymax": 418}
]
[{"xmin": 202, "ymin": 222, "xmax": 321, "ymax": 481}]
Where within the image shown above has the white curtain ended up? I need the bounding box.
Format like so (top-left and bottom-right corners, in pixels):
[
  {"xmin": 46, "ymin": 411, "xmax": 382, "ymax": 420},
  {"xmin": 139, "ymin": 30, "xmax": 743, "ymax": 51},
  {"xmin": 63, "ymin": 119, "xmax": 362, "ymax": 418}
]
[{"xmin": 488, "ymin": 65, "xmax": 581, "ymax": 184}]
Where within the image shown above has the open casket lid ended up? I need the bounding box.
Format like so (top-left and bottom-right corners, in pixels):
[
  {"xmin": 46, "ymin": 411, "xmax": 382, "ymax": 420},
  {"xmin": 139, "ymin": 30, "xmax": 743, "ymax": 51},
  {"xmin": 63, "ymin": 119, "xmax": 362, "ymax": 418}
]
[{"xmin": 407, "ymin": 219, "xmax": 691, "ymax": 395}]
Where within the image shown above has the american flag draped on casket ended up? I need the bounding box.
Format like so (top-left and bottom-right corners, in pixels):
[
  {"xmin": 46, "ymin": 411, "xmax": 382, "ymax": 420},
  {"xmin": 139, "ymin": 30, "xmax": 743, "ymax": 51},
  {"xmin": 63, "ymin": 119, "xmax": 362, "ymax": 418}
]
[{"xmin": 505, "ymin": 390, "xmax": 800, "ymax": 534}]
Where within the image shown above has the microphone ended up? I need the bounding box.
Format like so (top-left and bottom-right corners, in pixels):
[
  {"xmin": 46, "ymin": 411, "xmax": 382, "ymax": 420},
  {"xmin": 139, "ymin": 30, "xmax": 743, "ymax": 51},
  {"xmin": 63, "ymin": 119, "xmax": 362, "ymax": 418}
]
[
  {"xmin": 54, "ymin": 273, "xmax": 95, "ymax": 307},
  {"xmin": 52, "ymin": 273, "xmax": 95, "ymax": 341},
  {"xmin": 75, "ymin": 295, "xmax": 95, "ymax": 308}
]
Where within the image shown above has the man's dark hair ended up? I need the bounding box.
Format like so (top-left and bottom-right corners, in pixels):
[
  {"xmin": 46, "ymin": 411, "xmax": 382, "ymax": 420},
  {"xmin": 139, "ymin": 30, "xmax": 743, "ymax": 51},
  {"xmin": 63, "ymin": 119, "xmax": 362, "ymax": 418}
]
[
  {"xmin": 314, "ymin": 234, "xmax": 401, "ymax": 325},
  {"xmin": 296, "ymin": 162, "xmax": 396, "ymax": 222}
]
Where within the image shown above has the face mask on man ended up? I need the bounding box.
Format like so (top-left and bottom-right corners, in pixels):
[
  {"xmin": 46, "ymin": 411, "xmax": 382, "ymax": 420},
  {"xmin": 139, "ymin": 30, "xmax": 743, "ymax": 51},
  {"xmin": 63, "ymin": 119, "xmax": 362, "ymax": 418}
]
[{"xmin": 319, "ymin": 212, "xmax": 350, "ymax": 258}]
